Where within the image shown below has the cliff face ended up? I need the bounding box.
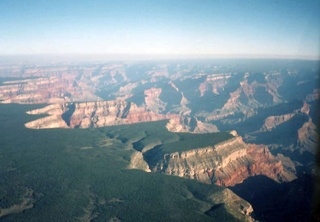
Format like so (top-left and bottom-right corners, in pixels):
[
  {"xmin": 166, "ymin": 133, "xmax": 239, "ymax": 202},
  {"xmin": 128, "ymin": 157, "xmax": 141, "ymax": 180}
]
[
  {"xmin": 214, "ymin": 144, "xmax": 295, "ymax": 186},
  {"xmin": 148, "ymin": 132, "xmax": 296, "ymax": 187},
  {"xmin": 144, "ymin": 87, "xmax": 166, "ymax": 113},
  {"xmin": 166, "ymin": 116, "xmax": 219, "ymax": 133},
  {"xmin": 25, "ymin": 101, "xmax": 178, "ymax": 129},
  {"xmin": 260, "ymin": 113, "xmax": 295, "ymax": 132},
  {"xmin": 246, "ymin": 100, "xmax": 318, "ymax": 159},
  {"xmin": 25, "ymin": 115, "xmax": 69, "ymax": 129},
  {"xmin": 297, "ymin": 119, "xmax": 318, "ymax": 154},
  {"xmin": 209, "ymin": 188, "xmax": 254, "ymax": 218},
  {"xmin": 259, "ymin": 102, "xmax": 312, "ymax": 133},
  {"xmin": 202, "ymin": 74, "xmax": 231, "ymax": 95},
  {"xmin": 0, "ymin": 74, "xmax": 100, "ymax": 104}
]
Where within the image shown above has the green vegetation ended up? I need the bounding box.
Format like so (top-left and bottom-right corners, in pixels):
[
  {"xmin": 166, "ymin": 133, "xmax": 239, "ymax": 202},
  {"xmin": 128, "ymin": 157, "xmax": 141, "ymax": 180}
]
[
  {"xmin": 159, "ymin": 132, "xmax": 233, "ymax": 154},
  {"xmin": 100, "ymin": 120, "xmax": 233, "ymax": 154},
  {"xmin": 141, "ymin": 130, "xmax": 233, "ymax": 170},
  {"xmin": 0, "ymin": 104, "xmax": 240, "ymax": 221},
  {"xmin": 100, "ymin": 120, "xmax": 233, "ymax": 171}
]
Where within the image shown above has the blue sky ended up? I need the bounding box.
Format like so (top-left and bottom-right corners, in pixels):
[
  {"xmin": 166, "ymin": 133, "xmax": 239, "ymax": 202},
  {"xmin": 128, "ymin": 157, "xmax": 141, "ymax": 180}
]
[{"xmin": 0, "ymin": 0, "xmax": 319, "ymax": 59}]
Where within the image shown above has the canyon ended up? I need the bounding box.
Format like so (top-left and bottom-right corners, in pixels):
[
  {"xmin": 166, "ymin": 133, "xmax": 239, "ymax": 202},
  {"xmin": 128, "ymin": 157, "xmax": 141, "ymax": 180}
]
[
  {"xmin": 141, "ymin": 131, "xmax": 296, "ymax": 187},
  {"xmin": 24, "ymin": 100, "xmax": 298, "ymax": 190},
  {"xmin": 0, "ymin": 59, "xmax": 318, "ymax": 221}
]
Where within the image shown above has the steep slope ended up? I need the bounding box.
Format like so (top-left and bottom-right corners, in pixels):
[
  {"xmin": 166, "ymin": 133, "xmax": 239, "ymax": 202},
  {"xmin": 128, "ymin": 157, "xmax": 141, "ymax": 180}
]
[
  {"xmin": 0, "ymin": 74, "xmax": 100, "ymax": 104},
  {"xmin": 144, "ymin": 131, "xmax": 296, "ymax": 187},
  {"xmin": 296, "ymin": 118, "xmax": 318, "ymax": 154},
  {"xmin": 25, "ymin": 100, "xmax": 178, "ymax": 129},
  {"xmin": 250, "ymin": 112, "xmax": 317, "ymax": 160},
  {"xmin": 166, "ymin": 116, "xmax": 219, "ymax": 133},
  {"xmin": 259, "ymin": 113, "xmax": 295, "ymax": 132}
]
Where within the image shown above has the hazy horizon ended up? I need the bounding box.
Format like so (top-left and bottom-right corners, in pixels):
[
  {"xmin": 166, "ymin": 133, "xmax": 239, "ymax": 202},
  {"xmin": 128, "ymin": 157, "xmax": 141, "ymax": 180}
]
[{"xmin": 0, "ymin": 53, "xmax": 319, "ymax": 63}]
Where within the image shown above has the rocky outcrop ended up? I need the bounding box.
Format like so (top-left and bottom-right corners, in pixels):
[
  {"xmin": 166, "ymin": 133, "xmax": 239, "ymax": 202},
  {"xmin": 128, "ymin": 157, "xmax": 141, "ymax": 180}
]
[
  {"xmin": 25, "ymin": 100, "xmax": 178, "ymax": 129},
  {"xmin": 209, "ymin": 188, "xmax": 254, "ymax": 219},
  {"xmin": 300, "ymin": 102, "xmax": 310, "ymax": 115},
  {"xmin": 144, "ymin": 87, "xmax": 166, "ymax": 112},
  {"xmin": 166, "ymin": 116, "xmax": 219, "ymax": 133},
  {"xmin": 127, "ymin": 151, "xmax": 151, "ymax": 172},
  {"xmin": 306, "ymin": 89, "xmax": 320, "ymax": 102},
  {"xmin": 149, "ymin": 132, "xmax": 296, "ymax": 187},
  {"xmin": 25, "ymin": 115, "xmax": 69, "ymax": 129},
  {"xmin": 214, "ymin": 144, "xmax": 296, "ymax": 186},
  {"xmin": 199, "ymin": 74, "xmax": 231, "ymax": 96},
  {"xmin": 260, "ymin": 113, "xmax": 295, "ymax": 132},
  {"xmin": 297, "ymin": 118, "xmax": 318, "ymax": 154},
  {"xmin": 264, "ymin": 72, "xmax": 284, "ymax": 103},
  {"xmin": 204, "ymin": 84, "xmax": 258, "ymax": 122},
  {"xmin": 26, "ymin": 103, "xmax": 67, "ymax": 115},
  {"xmin": 252, "ymin": 101, "xmax": 318, "ymax": 156},
  {"xmin": 0, "ymin": 75, "xmax": 100, "ymax": 104},
  {"xmin": 199, "ymin": 73, "xmax": 286, "ymax": 122},
  {"xmin": 259, "ymin": 101, "xmax": 313, "ymax": 133}
]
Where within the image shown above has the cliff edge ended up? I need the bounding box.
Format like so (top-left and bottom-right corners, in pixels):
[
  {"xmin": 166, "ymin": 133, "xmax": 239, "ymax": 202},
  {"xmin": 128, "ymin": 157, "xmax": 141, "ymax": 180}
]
[{"xmin": 144, "ymin": 131, "xmax": 296, "ymax": 187}]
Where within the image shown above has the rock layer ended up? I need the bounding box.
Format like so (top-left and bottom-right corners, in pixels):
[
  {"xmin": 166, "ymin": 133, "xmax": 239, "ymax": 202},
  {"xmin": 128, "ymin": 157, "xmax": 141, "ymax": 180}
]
[
  {"xmin": 25, "ymin": 100, "xmax": 178, "ymax": 129},
  {"xmin": 148, "ymin": 132, "xmax": 296, "ymax": 187},
  {"xmin": 166, "ymin": 116, "xmax": 219, "ymax": 133}
]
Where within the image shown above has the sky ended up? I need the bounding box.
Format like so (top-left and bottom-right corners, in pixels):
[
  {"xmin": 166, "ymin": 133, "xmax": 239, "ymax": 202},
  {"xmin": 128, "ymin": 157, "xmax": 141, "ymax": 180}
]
[{"xmin": 0, "ymin": 0, "xmax": 319, "ymax": 59}]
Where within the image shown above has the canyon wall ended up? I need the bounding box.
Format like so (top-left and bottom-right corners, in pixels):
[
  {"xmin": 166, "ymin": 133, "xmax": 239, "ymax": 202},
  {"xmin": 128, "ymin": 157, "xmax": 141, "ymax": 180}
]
[
  {"xmin": 25, "ymin": 101, "xmax": 178, "ymax": 129},
  {"xmin": 148, "ymin": 132, "xmax": 296, "ymax": 187}
]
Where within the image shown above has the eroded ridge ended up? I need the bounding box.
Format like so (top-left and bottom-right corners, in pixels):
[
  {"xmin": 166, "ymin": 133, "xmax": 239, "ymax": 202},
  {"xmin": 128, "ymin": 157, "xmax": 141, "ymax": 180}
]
[{"xmin": 143, "ymin": 131, "xmax": 296, "ymax": 187}]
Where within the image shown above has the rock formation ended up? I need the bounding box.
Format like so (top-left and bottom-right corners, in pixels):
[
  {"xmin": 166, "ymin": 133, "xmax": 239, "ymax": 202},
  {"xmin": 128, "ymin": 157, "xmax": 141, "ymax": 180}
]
[
  {"xmin": 25, "ymin": 100, "xmax": 178, "ymax": 129},
  {"xmin": 297, "ymin": 118, "xmax": 318, "ymax": 154},
  {"xmin": 127, "ymin": 151, "xmax": 151, "ymax": 172},
  {"xmin": 146, "ymin": 131, "xmax": 296, "ymax": 187},
  {"xmin": 0, "ymin": 74, "xmax": 100, "ymax": 104},
  {"xmin": 144, "ymin": 87, "xmax": 166, "ymax": 112},
  {"xmin": 209, "ymin": 188, "xmax": 254, "ymax": 218},
  {"xmin": 260, "ymin": 113, "xmax": 295, "ymax": 132},
  {"xmin": 166, "ymin": 116, "xmax": 219, "ymax": 133}
]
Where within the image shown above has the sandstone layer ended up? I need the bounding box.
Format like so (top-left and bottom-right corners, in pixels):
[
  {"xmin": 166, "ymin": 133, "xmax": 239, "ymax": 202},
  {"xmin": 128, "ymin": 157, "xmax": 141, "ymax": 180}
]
[
  {"xmin": 166, "ymin": 116, "xmax": 219, "ymax": 133},
  {"xmin": 25, "ymin": 101, "xmax": 178, "ymax": 129},
  {"xmin": 147, "ymin": 132, "xmax": 296, "ymax": 187}
]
